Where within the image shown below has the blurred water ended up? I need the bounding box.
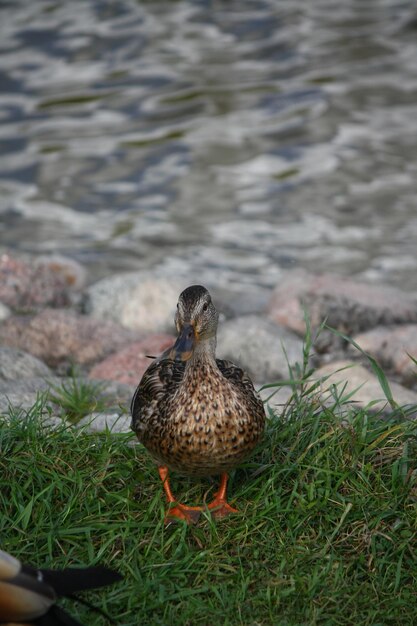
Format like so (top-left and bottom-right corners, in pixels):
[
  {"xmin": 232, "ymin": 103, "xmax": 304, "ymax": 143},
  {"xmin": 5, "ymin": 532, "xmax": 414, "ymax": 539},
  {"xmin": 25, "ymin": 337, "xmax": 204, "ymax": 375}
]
[{"xmin": 1, "ymin": 0, "xmax": 417, "ymax": 292}]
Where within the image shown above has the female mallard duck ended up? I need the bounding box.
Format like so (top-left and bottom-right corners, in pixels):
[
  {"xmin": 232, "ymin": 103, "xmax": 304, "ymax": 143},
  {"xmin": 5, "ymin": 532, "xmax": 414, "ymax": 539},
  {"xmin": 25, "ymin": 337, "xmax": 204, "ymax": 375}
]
[{"xmin": 131, "ymin": 285, "xmax": 265, "ymax": 524}]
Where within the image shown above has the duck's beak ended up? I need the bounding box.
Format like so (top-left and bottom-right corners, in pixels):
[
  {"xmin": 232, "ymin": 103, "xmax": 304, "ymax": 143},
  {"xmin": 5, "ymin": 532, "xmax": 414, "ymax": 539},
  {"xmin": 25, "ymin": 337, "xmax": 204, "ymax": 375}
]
[{"xmin": 169, "ymin": 324, "xmax": 196, "ymax": 362}]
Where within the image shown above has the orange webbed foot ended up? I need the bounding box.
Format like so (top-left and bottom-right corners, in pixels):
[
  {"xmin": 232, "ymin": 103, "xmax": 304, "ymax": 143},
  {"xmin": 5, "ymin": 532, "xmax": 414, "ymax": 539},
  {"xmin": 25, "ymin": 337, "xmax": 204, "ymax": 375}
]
[
  {"xmin": 158, "ymin": 466, "xmax": 203, "ymax": 525},
  {"xmin": 158, "ymin": 467, "xmax": 239, "ymax": 525},
  {"xmin": 165, "ymin": 503, "xmax": 202, "ymax": 525},
  {"xmin": 206, "ymin": 472, "xmax": 239, "ymax": 520},
  {"xmin": 207, "ymin": 499, "xmax": 239, "ymax": 520}
]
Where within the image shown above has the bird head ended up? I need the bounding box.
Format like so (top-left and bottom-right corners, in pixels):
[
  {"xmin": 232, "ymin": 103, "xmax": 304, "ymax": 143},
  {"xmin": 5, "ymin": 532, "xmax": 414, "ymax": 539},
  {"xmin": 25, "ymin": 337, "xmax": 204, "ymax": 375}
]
[{"xmin": 170, "ymin": 285, "xmax": 219, "ymax": 362}]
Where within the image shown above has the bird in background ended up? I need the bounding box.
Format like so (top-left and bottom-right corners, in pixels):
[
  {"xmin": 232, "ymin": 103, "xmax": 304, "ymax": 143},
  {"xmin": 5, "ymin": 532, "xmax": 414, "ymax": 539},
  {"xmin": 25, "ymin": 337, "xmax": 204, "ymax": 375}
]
[
  {"xmin": 0, "ymin": 548, "xmax": 122, "ymax": 626},
  {"xmin": 131, "ymin": 284, "xmax": 266, "ymax": 524}
]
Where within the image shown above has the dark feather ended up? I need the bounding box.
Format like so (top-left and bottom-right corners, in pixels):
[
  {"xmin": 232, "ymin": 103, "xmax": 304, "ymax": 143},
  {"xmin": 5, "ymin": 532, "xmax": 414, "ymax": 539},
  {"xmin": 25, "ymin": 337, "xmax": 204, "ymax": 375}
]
[
  {"xmin": 0, "ymin": 550, "xmax": 122, "ymax": 626},
  {"xmin": 132, "ymin": 356, "xmax": 262, "ymax": 427},
  {"xmin": 40, "ymin": 567, "xmax": 122, "ymax": 597},
  {"xmin": 216, "ymin": 358, "xmax": 262, "ymax": 400},
  {"xmin": 130, "ymin": 358, "xmax": 185, "ymax": 428}
]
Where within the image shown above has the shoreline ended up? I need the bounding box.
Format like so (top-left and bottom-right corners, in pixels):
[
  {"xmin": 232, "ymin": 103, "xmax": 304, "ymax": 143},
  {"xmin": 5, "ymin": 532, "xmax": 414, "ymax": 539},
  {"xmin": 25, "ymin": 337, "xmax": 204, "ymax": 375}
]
[{"xmin": 0, "ymin": 250, "xmax": 416, "ymax": 426}]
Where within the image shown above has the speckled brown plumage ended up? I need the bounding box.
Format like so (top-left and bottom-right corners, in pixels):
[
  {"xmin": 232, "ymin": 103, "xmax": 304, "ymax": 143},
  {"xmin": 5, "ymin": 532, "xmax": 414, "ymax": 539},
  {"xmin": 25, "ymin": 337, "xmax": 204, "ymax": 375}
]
[
  {"xmin": 130, "ymin": 284, "xmax": 266, "ymax": 522},
  {"xmin": 131, "ymin": 356, "xmax": 265, "ymax": 476}
]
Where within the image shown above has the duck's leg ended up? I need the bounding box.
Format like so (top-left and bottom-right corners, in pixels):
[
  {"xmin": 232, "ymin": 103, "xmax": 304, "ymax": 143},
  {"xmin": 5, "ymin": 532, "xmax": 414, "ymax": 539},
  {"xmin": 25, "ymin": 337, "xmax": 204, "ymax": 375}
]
[
  {"xmin": 158, "ymin": 466, "xmax": 201, "ymax": 525},
  {"xmin": 208, "ymin": 473, "xmax": 239, "ymax": 519}
]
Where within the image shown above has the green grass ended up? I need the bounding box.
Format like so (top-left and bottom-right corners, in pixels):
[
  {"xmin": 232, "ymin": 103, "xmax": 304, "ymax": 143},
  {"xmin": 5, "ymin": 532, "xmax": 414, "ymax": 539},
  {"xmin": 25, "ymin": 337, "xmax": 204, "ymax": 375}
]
[
  {"xmin": 2, "ymin": 383, "xmax": 417, "ymax": 625},
  {"xmin": 1, "ymin": 320, "xmax": 417, "ymax": 625},
  {"xmin": 48, "ymin": 373, "xmax": 107, "ymax": 423}
]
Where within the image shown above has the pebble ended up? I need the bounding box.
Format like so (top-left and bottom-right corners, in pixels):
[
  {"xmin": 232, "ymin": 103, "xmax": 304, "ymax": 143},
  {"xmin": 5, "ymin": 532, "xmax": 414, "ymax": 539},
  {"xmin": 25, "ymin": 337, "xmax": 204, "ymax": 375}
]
[
  {"xmin": 89, "ymin": 333, "xmax": 174, "ymax": 386},
  {"xmin": 0, "ymin": 308, "xmax": 138, "ymax": 367},
  {"xmin": 217, "ymin": 314, "xmax": 304, "ymax": 384}
]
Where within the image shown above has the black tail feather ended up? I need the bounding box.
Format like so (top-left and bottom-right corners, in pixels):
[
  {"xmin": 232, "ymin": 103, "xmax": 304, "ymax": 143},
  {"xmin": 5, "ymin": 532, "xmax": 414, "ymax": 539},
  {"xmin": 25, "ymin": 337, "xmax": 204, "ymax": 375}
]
[
  {"xmin": 0, "ymin": 550, "xmax": 122, "ymax": 625},
  {"xmin": 41, "ymin": 566, "xmax": 122, "ymax": 597}
]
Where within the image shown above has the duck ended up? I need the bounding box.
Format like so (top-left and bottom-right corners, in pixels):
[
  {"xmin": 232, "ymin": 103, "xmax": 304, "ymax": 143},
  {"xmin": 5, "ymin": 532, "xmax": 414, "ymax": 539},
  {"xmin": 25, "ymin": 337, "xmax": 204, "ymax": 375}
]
[
  {"xmin": 0, "ymin": 548, "xmax": 121, "ymax": 625},
  {"xmin": 130, "ymin": 284, "xmax": 266, "ymax": 524}
]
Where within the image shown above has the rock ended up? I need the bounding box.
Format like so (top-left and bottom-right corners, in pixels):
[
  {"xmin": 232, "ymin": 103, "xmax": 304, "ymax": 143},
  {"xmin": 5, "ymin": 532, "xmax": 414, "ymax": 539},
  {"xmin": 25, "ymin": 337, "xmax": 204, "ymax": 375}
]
[
  {"xmin": 352, "ymin": 325, "xmax": 417, "ymax": 387},
  {"xmin": 85, "ymin": 272, "xmax": 186, "ymax": 333},
  {"xmin": 0, "ymin": 375, "xmax": 135, "ymax": 417},
  {"xmin": 0, "ymin": 347, "xmax": 51, "ymax": 381},
  {"xmin": 89, "ymin": 334, "xmax": 174, "ymax": 386},
  {"xmin": 216, "ymin": 315, "xmax": 304, "ymax": 384},
  {"xmin": 313, "ymin": 360, "xmax": 417, "ymax": 415},
  {"xmin": 210, "ymin": 284, "xmax": 270, "ymax": 318},
  {"xmin": 267, "ymin": 270, "xmax": 314, "ymax": 335},
  {"xmin": 0, "ymin": 376, "xmax": 67, "ymax": 414},
  {"xmin": 35, "ymin": 254, "xmax": 87, "ymax": 290},
  {"xmin": 0, "ymin": 252, "xmax": 83, "ymax": 311},
  {"xmin": 267, "ymin": 270, "xmax": 417, "ymax": 340},
  {"xmin": 77, "ymin": 412, "xmax": 131, "ymax": 434},
  {"xmin": 96, "ymin": 380, "xmax": 137, "ymax": 410},
  {"xmin": 0, "ymin": 309, "xmax": 138, "ymax": 367},
  {"xmin": 258, "ymin": 384, "xmax": 294, "ymax": 413},
  {"xmin": 0, "ymin": 301, "xmax": 10, "ymax": 321}
]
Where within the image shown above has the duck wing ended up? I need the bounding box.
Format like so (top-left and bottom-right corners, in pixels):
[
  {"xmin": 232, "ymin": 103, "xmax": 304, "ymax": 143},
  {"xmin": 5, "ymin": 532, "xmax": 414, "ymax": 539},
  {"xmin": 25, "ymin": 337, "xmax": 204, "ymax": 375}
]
[
  {"xmin": 130, "ymin": 359, "xmax": 185, "ymax": 435},
  {"xmin": 216, "ymin": 358, "xmax": 265, "ymax": 413}
]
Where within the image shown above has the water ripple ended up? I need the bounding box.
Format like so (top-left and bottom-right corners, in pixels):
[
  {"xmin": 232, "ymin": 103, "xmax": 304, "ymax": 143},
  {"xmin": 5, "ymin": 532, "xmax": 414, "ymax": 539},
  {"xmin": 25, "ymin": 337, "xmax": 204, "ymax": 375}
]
[{"xmin": 0, "ymin": 0, "xmax": 417, "ymax": 289}]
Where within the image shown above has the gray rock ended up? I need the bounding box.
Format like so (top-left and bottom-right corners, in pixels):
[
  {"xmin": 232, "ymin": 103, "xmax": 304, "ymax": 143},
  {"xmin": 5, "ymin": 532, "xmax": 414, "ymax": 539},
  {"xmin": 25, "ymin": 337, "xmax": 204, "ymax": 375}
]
[
  {"xmin": 0, "ymin": 375, "xmax": 134, "ymax": 417},
  {"xmin": 210, "ymin": 284, "xmax": 270, "ymax": 318},
  {"xmin": 96, "ymin": 380, "xmax": 136, "ymax": 410},
  {"xmin": 38, "ymin": 415, "xmax": 65, "ymax": 429},
  {"xmin": 0, "ymin": 347, "xmax": 52, "ymax": 381},
  {"xmin": 217, "ymin": 315, "xmax": 304, "ymax": 384},
  {"xmin": 352, "ymin": 325, "xmax": 417, "ymax": 387},
  {"xmin": 258, "ymin": 384, "xmax": 294, "ymax": 415},
  {"xmin": 313, "ymin": 360, "xmax": 417, "ymax": 416},
  {"xmin": 268, "ymin": 269, "xmax": 417, "ymax": 339},
  {"xmin": 85, "ymin": 272, "xmax": 186, "ymax": 333},
  {"xmin": 77, "ymin": 412, "xmax": 131, "ymax": 434},
  {"xmin": 0, "ymin": 376, "xmax": 66, "ymax": 415},
  {"xmin": 0, "ymin": 301, "xmax": 10, "ymax": 321}
]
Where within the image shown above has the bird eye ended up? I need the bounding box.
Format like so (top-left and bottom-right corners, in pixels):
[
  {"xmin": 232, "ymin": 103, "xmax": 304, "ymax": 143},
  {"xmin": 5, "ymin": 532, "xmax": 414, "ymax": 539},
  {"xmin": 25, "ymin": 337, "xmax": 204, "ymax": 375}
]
[{"xmin": 202, "ymin": 301, "xmax": 209, "ymax": 312}]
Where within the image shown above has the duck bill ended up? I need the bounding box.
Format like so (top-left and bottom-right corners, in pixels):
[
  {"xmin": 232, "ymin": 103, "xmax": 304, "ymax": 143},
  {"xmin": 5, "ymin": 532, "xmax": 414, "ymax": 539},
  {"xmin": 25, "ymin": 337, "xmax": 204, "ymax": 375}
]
[{"xmin": 169, "ymin": 324, "xmax": 196, "ymax": 362}]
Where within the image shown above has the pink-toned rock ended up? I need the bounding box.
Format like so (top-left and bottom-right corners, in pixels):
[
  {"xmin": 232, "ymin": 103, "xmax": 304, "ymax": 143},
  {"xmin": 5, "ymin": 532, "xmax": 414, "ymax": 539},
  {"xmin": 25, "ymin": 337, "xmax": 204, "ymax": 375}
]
[
  {"xmin": 352, "ymin": 325, "xmax": 417, "ymax": 387},
  {"xmin": 268, "ymin": 270, "xmax": 417, "ymax": 337},
  {"xmin": 35, "ymin": 254, "xmax": 87, "ymax": 290},
  {"xmin": 0, "ymin": 253, "xmax": 84, "ymax": 311},
  {"xmin": 88, "ymin": 334, "xmax": 174, "ymax": 386},
  {"xmin": 0, "ymin": 309, "xmax": 139, "ymax": 367}
]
